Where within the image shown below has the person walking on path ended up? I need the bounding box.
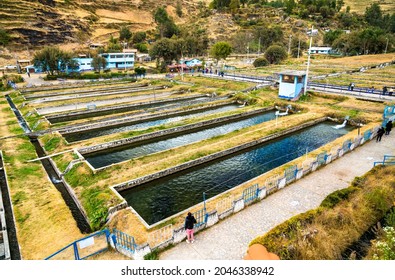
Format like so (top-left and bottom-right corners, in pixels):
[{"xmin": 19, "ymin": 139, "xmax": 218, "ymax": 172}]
[
  {"xmin": 376, "ymin": 127, "xmax": 385, "ymax": 142},
  {"xmin": 350, "ymin": 83, "xmax": 355, "ymax": 91},
  {"xmin": 385, "ymin": 120, "xmax": 393, "ymax": 135},
  {"xmin": 383, "ymin": 86, "xmax": 388, "ymax": 95},
  {"xmin": 184, "ymin": 212, "xmax": 197, "ymax": 243}
]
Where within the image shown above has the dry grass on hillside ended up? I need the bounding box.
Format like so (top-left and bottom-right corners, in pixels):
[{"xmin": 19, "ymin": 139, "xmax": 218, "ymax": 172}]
[{"xmin": 343, "ymin": 0, "xmax": 395, "ymax": 14}]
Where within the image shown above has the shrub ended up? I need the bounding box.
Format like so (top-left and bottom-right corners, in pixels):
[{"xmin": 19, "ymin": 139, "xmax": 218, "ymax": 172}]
[
  {"xmin": 320, "ymin": 187, "xmax": 358, "ymax": 208},
  {"xmin": 264, "ymin": 45, "xmax": 288, "ymax": 64},
  {"xmin": 253, "ymin": 57, "xmax": 269, "ymax": 67},
  {"xmin": 372, "ymin": 227, "xmax": 395, "ymax": 260}
]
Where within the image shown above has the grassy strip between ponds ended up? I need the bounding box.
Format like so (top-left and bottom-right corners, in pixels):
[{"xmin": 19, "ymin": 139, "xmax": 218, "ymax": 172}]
[
  {"xmin": 249, "ymin": 165, "xmax": 395, "ymax": 260},
  {"xmin": 0, "ymin": 95, "xmax": 84, "ymax": 259}
]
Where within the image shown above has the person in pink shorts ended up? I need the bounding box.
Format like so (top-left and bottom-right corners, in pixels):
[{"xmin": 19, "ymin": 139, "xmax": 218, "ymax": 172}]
[{"xmin": 184, "ymin": 212, "xmax": 197, "ymax": 243}]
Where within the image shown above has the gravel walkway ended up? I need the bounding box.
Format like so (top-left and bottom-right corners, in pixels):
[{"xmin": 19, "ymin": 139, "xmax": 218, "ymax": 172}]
[{"xmin": 160, "ymin": 132, "xmax": 395, "ymax": 260}]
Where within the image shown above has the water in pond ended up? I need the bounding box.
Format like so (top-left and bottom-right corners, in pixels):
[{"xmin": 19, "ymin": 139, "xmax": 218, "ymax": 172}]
[
  {"xmin": 85, "ymin": 110, "xmax": 276, "ymax": 168},
  {"xmin": 65, "ymin": 104, "xmax": 240, "ymax": 142},
  {"xmin": 120, "ymin": 121, "xmax": 354, "ymax": 225}
]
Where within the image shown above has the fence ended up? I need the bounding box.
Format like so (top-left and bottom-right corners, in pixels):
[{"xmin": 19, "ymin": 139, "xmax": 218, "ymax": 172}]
[
  {"xmin": 112, "ymin": 228, "xmax": 137, "ymax": 254},
  {"xmin": 284, "ymin": 165, "xmax": 298, "ymax": 183},
  {"xmin": 308, "ymin": 82, "xmax": 386, "ymax": 96},
  {"xmin": 242, "ymin": 184, "xmax": 259, "ymax": 204},
  {"xmin": 374, "ymin": 155, "xmax": 395, "ymax": 166},
  {"xmin": 45, "ymin": 229, "xmax": 110, "ymax": 260}
]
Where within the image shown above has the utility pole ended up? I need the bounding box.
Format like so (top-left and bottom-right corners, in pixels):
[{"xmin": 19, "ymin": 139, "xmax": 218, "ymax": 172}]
[
  {"xmin": 304, "ymin": 26, "xmax": 314, "ymax": 95},
  {"xmin": 288, "ymin": 35, "xmax": 292, "ymax": 55},
  {"xmin": 385, "ymin": 37, "xmax": 389, "ymax": 54},
  {"xmin": 258, "ymin": 37, "xmax": 261, "ymax": 55},
  {"xmin": 297, "ymin": 39, "xmax": 301, "ymax": 59},
  {"xmin": 247, "ymin": 43, "xmax": 249, "ymax": 62}
]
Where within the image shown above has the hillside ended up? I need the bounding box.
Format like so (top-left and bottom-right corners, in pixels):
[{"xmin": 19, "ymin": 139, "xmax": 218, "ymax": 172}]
[
  {"xmin": 0, "ymin": 0, "xmax": 394, "ymax": 67},
  {"xmin": 2, "ymin": 0, "xmax": 394, "ymax": 51},
  {"xmin": 0, "ymin": 0, "xmax": 210, "ymax": 48}
]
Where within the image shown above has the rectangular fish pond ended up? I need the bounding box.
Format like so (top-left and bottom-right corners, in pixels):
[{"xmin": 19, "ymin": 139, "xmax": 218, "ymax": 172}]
[
  {"xmin": 64, "ymin": 103, "xmax": 241, "ymax": 143},
  {"xmin": 84, "ymin": 109, "xmax": 277, "ymax": 169},
  {"xmin": 119, "ymin": 121, "xmax": 355, "ymax": 225}
]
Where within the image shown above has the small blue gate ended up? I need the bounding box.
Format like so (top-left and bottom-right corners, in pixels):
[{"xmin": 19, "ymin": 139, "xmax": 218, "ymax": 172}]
[
  {"xmin": 284, "ymin": 165, "xmax": 298, "ymax": 183},
  {"xmin": 112, "ymin": 229, "xmax": 137, "ymax": 254},
  {"xmin": 243, "ymin": 184, "xmax": 259, "ymax": 203},
  {"xmin": 193, "ymin": 208, "xmax": 207, "ymax": 227}
]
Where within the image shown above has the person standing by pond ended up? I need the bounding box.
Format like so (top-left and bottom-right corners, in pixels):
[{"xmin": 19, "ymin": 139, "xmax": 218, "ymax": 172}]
[
  {"xmin": 184, "ymin": 212, "xmax": 197, "ymax": 243},
  {"xmin": 376, "ymin": 127, "xmax": 385, "ymax": 142},
  {"xmin": 385, "ymin": 120, "xmax": 393, "ymax": 135}
]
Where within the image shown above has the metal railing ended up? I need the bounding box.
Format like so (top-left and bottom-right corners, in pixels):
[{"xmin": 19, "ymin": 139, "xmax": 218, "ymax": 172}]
[
  {"xmin": 45, "ymin": 229, "xmax": 110, "ymax": 260},
  {"xmin": 374, "ymin": 155, "xmax": 395, "ymax": 166}
]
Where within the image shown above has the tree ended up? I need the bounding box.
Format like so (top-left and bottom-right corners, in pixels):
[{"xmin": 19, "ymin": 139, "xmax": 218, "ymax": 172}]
[
  {"xmin": 107, "ymin": 35, "xmax": 122, "ymax": 52},
  {"xmin": 132, "ymin": 31, "xmax": 146, "ymax": 44},
  {"xmin": 336, "ymin": 0, "xmax": 345, "ymax": 12},
  {"xmin": 231, "ymin": 31, "xmax": 253, "ymax": 53},
  {"xmin": 365, "ymin": 3, "xmax": 383, "ymax": 27},
  {"xmin": 0, "ymin": 29, "xmax": 10, "ymax": 46},
  {"xmin": 153, "ymin": 7, "xmax": 179, "ymax": 38},
  {"xmin": 290, "ymin": 37, "xmax": 308, "ymax": 58},
  {"xmin": 254, "ymin": 25, "xmax": 284, "ymax": 50},
  {"xmin": 209, "ymin": 41, "xmax": 232, "ymax": 64},
  {"xmin": 91, "ymin": 55, "xmax": 107, "ymax": 73},
  {"xmin": 253, "ymin": 57, "xmax": 269, "ymax": 67},
  {"xmin": 210, "ymin": 0, "xmax": 231, "ymax": 10},
  {"xmin": 119, "ymin": 27, "xmax": 132, "ymax": 42},
  {"xmin": 134, "ymin": 66, "xmax": 146, "ymax": 77},
  {"xmin": 149, "ymin": 38, "xmax": 177, "ymax": 65},
  {"xmin": 324, "ymin": 29, "xmax": 344, "ymax": 45},
  {"xmin": 33, "ymin": 46, "xmax": 74, "ymax": 76},
  {"xmin": 135, "ymin": 43, "xmax": 148, "ymax": 53},
  {"xmin": 285, "ymin": 0, "xmax": 296, "ymax": 14},
  {"xmin": 264, "ymin": 45, "xmax": 287, "ymax": 64}
]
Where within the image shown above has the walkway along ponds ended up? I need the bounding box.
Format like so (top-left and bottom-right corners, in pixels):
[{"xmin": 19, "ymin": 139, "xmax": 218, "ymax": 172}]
[
  {"xmin": 45, "ymin": 94, "xmax": 221, "ymax": 124},
  {"xmin": 83, "ymin": 109, "xmax": 277, "ymax": 169},
  {"xmin": 5, "ymin": 95, "xmax": 91, "ymax": 234},
  {"xmin": 118, "ymin": 121, "xmax": 354, "ymax": 225},
  {"xmin": 63, "ymin": 103, "xmax": 240, "ymax": 143}
]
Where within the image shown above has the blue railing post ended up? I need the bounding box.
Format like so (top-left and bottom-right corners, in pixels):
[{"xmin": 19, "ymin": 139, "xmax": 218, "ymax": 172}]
[{"xmin": 73, "ymin": 242, "xmax": 80, "ymax": 260}]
